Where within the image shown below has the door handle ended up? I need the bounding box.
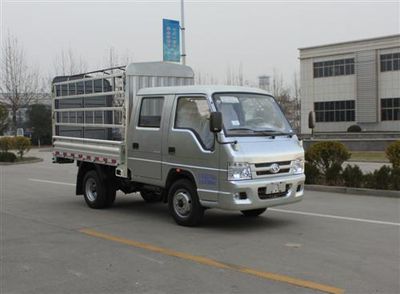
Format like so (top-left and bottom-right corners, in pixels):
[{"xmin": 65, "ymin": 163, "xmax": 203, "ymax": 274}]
[
  {"xmin": 168, "ymin": 147, "xmax": 176, "ymax": 154},
  {"xmin": 132, "ymin": 142, "xmax": 139, "ymax": 149}
]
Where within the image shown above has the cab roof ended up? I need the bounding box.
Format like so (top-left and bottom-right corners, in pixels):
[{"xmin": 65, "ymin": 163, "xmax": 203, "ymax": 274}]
[{"xmin": 137, "ymin": 85, "xmax": 272, "ymax": 97}]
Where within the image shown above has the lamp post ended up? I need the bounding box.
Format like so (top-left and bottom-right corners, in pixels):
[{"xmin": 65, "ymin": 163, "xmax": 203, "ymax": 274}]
[{"xmin": 181, "ymin": 0, "xmax": 186, "ymax": 65}]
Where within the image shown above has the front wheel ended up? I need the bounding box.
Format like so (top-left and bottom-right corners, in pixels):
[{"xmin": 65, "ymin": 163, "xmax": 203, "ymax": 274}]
[
  {"xmin": 168, "ymin": 179, "xmax": 204, "ymax": 226},
  {"xmin": 241, "ymin": 208, "xmax": 267, "ymax": 217}
]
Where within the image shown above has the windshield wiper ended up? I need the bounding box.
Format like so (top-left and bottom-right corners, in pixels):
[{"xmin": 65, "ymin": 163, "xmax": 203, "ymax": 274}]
[
  {"xmin": 227, "ymin": 127, "xmax": 256, "ymax": 132},
  {"xmin": 253, "ymin": 129, "xmax": 294, "ymax": 137},
  {"xmin": 228, "ymin": 127, "xmax": 294, "ymax": 138}
]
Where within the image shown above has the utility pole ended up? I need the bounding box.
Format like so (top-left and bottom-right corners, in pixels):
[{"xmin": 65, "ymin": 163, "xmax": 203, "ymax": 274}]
[{"xmin": 180, "ymin": 0, "xmax": 186, "ymax": 65}]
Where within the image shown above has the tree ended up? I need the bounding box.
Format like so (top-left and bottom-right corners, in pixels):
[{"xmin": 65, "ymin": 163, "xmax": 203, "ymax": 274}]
[
  {"xmin": 14, "ymin": 136, "xmax": 31, "ymax": 158},
  {"xmin": 272, "ymin": 69, "xmax": 290, "ymax": 111},
  {"xmin": 0, "ymin": 32, "xmax": 41, "ymax": 133},
  {"xmin": 272, "ymin": 68, "xmax": 286, "ymax": 98},
  {"xmin": 53, "ymin": 48, "xmax": 87, "ymax": 76},
  {"xmin": 26, "ymin": 104, "xmax": 52, "ymax": 145},
  {"xmin": 291, "ymin": 71, "xmax": 301, "ymax": 133},
  {"xmin": 0, "ymin": 103, "xmax": 9, "ymax": 135},
  {"xmin": 104, "ymin": 47, "xmax": 133, "ymax": 70},
  {"xmin": 195, "ymin": 70, "xmax": 219, "ymax": 85},
  {"xmin": 271, "ymin": 69, "xmax": 302, "ymax": 133},
  {"xmin": 225, "ymin": 63, "xmax": 245, "ymax": 86}
]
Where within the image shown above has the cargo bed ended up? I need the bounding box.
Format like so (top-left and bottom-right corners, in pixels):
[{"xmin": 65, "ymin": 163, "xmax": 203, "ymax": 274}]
[{"xmin": 52, "ymin": 62, "xmax": 195, "ymax": 176}]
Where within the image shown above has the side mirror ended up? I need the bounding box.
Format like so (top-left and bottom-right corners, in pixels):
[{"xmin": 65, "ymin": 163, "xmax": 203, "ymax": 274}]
[
  {"xmin": 210, "ymin": 112, "xmax": 223, "ymax": 133},
  {"xmin": 308, "ymin": 111, "xmax": 316, "ymax": 129}
]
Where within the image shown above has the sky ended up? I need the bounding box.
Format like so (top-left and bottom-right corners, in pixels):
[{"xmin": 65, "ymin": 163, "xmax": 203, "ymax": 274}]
[{"xmin": 1, "ymin": 0, "xmax": 399, "ymax": 88}]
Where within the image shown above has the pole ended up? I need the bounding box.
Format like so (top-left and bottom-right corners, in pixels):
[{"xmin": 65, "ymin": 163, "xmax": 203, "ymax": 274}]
[{"xmin": 180, "ymin": 0, "xmax": 186, "ymax": 65}]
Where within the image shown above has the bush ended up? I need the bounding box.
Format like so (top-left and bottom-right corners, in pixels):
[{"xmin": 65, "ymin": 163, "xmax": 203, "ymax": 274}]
[
  {"xmin": 386, "ymin": 141, "xmax": 400, "ymax": 168},
  {"xmin": 391, "ymin": 168, "xmax": 400, "ymax": 190},
  {"xmin": 0, "ymin": 151, "xmax": 17, "ymax": 162},
  {"xmin": 342, "ymin": 165, "xmax": 364, "ymax": 187},
  {"xmin": 363, "ymin": 172, "xmax": 376, "ymax": 189},
  {"xmin": 305, "ymin": 162, "xmax": 321, "ymax": 184},
  {"xmin": 14, "ymin": 136, "xmax": 31, "ymax": 158},
  {"xmin": 347, "ymin": 125, "xmax": 362, "ymax": 132},
  {"xmin": 305, "ymin": 141, "xmax": 350, "ymax": 184},
  {"xmin": 0, "ymin": 137, "xmax": 15, "ymax": 153},
  {"xmin": 363, "ymin": 166, "xmax": 400, "ymax": 191},
  {"xmin": 375, "ymin": 166, "xmax": 392, "ymax": 190},
  {"xmin": 390, "ymin": 168, "xmax": 400, "ymax": 190},
  {"xmin": 325, "ymin": 163, "xmax": 343, "ymax": 185},
  {"xmin": 305, "ymin": 141, "xmax": 350, "ymax": 176}
]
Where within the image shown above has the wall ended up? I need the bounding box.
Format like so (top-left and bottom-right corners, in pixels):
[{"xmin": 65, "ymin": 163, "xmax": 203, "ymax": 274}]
[
  {"xmin": 300, "ymin": 36, "xmax": 400, "ymax": 134},
  {"xmin": 300, "ymin": 54, "xmax": 356, "ymax": 133}
]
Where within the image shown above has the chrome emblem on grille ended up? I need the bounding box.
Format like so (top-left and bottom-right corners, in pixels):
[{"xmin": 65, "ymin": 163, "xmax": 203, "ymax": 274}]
[{"xmin": 270, "ymin": 163, "xmax": 280, "ymax": 174}]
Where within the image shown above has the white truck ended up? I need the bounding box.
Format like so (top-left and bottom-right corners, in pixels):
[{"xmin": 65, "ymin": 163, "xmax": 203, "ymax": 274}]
[{"xmin": 52, "ymin": 62, "xmax": 305, "ymax": 226}]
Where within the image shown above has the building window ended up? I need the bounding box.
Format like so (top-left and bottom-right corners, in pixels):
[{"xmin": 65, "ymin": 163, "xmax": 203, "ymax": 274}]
[
  {"xmin": 380, "ymin": 53, "xmax": 400, "ymax": 72},
  {"xmin": 381, "ymin": 98, "xmax": 400, "ymax": 121},
  {"xmin": 313, "ymin": 58, "xmax": 354, "ymax": 78},
  {"xmin": 138, "ymin": 97, "xmax": 164, "ymax": 127},
  {"xmin": 314, "ymin": 100, "xmax": 355, "ymax": 122}
]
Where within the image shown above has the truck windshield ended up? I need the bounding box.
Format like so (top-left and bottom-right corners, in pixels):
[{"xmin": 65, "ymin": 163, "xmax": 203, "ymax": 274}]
[{"xmin": 212, "ymin": 93, "xmax": 293, "ymax": 136}]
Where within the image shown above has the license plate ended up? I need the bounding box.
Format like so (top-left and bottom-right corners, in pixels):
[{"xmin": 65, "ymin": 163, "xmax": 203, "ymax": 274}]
[{"xmin": 266, "ymin": 182, "xmax": 286, "ymax": 194}]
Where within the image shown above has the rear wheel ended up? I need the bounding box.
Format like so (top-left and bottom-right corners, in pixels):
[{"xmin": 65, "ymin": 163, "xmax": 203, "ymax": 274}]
[
  {"xmin": 83, "ymin": 170, "xmax": 115, "ymax": 209},
  {"xmin": 241, "ymin": 208, "xmax": 267, "ymax": 217},
  {"xmin": 168, "ymin": 179, "xmax": 204, "ymax": 226},
  {"xmin": 105, "ymin": 183, "xmax": 116, "ymax": 207}
]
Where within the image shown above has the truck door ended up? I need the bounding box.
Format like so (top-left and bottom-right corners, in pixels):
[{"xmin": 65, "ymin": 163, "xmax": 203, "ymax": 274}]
[
  {"xmin": 164, "ymin": 95, "xmax": 220, "ymax": 202},
  {"xmin": 128, "ymin": 96, "xmax": 164, "ymax": 180}
]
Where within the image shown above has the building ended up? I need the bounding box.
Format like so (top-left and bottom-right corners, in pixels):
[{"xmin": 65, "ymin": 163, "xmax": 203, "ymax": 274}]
[
  {"xmin": 299, "ymin": 34, "xmax": 400, "ymax": 135},
  {"xmin": 258, "ymin": 75, "xmax": 271, "ymax": 91}
]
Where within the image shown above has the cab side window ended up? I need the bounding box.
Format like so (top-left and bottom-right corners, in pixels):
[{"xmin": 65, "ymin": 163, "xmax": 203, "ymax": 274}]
[
  {"xmin": 175, "ymin": 97, "xmax": 214, "ymax": 150},
  {"xmin": 138, "ymin": 97, "xmax": 164, "ymax": 128}
]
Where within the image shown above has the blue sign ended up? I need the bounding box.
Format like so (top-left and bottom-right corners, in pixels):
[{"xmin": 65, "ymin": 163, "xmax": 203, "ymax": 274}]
[{"xmin": 163, "ymin": 19, "xmax": 180, "ymax": 62}]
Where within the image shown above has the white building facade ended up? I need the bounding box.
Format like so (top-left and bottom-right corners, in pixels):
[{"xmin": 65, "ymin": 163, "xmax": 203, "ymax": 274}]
[{"xmin": 299, "ymin": 35, "xmax": 400, "ymax": 134}]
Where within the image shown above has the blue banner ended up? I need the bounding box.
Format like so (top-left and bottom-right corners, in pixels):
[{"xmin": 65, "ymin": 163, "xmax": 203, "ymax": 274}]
[{"xmin": 163, "ymin": 19, "xmax": 180, "ymax": 62}]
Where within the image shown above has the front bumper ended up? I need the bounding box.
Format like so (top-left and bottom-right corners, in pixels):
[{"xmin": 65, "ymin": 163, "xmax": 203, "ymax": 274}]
[{"xmin": 199, "ymin": 174, "xmax": 305, "ymax": 211}]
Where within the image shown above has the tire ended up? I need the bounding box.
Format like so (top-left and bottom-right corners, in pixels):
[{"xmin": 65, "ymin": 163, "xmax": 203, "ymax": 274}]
[
  {"xmin": 241, "ymin": 208, "xmax": 267, "ymax": 217},
  {"xmin": 105, "ymin": 183, "xmax": 116, "ymax": 208},
  {"xmin": 140, "ymin": 191, "xmax": 162, "ymax": 203},
  {"xmin": 83, "ymin": 170, "xmax": 114, "ymax": 209},
  {"xmin": 168, "ymin": 179, "xmax": 204, "ymax": 226}
]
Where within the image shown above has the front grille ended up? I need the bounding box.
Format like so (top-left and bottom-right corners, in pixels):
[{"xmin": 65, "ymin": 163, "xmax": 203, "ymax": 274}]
[
  {"xmin": 258, "ymin": 186, "xmax": 289, "ymax": 200},
  {"xmin": 253, "ymin": 160, "xmax": 292, "ymax": 177},
  {"xmin": 255, "ymin": 161, "xmax": 291, "ymax": 168},
  {"xmin": 256, "ymin": 168, "xmax": 290, "ymax": 176}
]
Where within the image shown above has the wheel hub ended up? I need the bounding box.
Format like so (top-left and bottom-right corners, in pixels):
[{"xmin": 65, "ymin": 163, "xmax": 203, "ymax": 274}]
[
  {"xmin": 85, "ymin": 178, "xmax": 97, "ymax": 202},
  {"xmin": 173, "ymin": 191, "xmax": 192, "ymax": 217}
]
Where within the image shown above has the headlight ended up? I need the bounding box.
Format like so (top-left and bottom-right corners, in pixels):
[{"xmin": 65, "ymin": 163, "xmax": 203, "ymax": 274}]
[
  {"xmin": 228, "ymin": 162, "xmax": 252, "ymax": 180},
  {"xmin": 292, "ymin": 158, "xmax": 304, "ymax": 174}
]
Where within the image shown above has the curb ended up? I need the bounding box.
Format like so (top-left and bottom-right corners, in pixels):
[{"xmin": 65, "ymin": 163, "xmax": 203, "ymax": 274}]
[
  {"xmin": 0, "ymin": 158, "xmax": 43, "ymax": 166},
  {"xmin": 305, "ymin": 184, "xmax": 400, "ymax": 198}
]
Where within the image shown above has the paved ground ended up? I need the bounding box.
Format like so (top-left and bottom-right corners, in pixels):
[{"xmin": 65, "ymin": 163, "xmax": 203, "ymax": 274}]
[{"xmin": 1, "ymin": 150, "xmax": 399, "ymax": 294}]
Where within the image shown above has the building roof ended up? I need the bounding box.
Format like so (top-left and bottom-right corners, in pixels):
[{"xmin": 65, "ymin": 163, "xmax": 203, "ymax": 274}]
[
  {"xmin": 137, "ymin": 85, "xmax": 272, "ymax": 96},
  {"xmin": 299, "ymin": 34, "xmax": 400, "ymax": 59}
]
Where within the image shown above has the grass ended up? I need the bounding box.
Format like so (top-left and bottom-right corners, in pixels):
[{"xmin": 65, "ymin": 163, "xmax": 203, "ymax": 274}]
[
  {"xmin": 0, "ymin": 154, "xmax": 41, "ymax": 164},
  {"xmin": 349, "ymin": 151, "xmax": 389, "ymax": 162}
]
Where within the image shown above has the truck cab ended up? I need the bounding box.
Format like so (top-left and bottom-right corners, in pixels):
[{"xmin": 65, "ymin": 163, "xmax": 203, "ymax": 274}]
[{"xmin": 127, "ymin": 86, "xmax": 305, "ymax": 225}]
